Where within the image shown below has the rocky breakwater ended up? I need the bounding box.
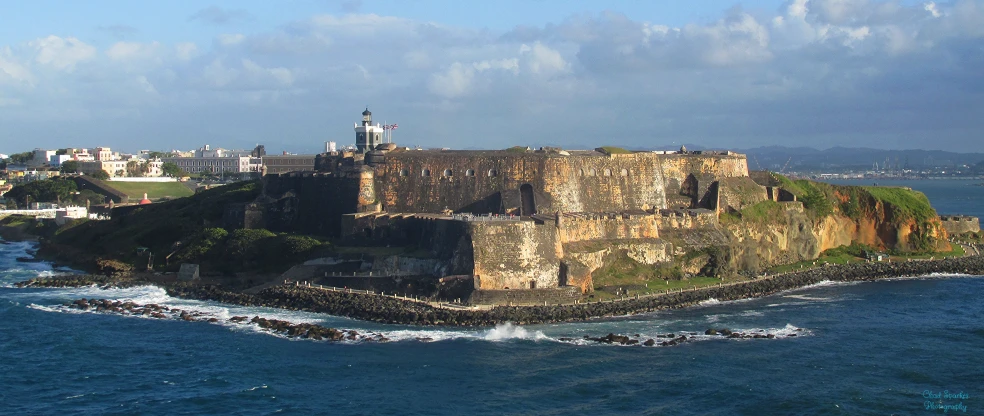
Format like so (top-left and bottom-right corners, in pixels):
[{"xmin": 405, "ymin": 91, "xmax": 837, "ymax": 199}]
[
  {"xmin": 228, "ymin": 256, "xmax": 984, "ymax": 326},
  {"xmin": 22, "ymin": 256, "xmax": 984, "ymax": 327},
  {"xmin": 65, "ymin": 297, "xmax": 386, "ymax": 342},
  {"xmin": 564, "ymin": 327, "xmax": 804, "ymax": 348},
  {"xmin": 15, "ymin": 274, "xmax": 141, "ymax": 289}
]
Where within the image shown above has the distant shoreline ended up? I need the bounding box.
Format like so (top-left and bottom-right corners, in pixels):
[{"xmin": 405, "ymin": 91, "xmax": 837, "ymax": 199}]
[{"xmin": 17, "ymin": 255, "xmax": 984, "ymax": 327}]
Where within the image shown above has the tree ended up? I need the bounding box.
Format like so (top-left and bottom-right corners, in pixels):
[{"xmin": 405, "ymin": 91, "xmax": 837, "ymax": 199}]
[
  {"xmin": 5, "ymin": 178, "xmax": 78, "ymax": 204},
  {"xmin": 161, "ymin": 162, "xmax": 187, "ymax": 177},
  {"xmin": 7, "ymin": 151, "xmax": 33, "ymax": 164},
  {"xmin": 126, "ymin": 161, "xmax": 145, "ymax": 177},
  {"xmin": 61, "ymin": 160, "xmax": 80, "ymax": 173},
  {"xmin": 89, "ymin": 170, "xmax": 110, "ymax": 180},
  {"xmin": 72, "ymin": 189, "xmax": 105, "ymax": 206},
  {"xmin": 148, "ymin": 151, "xmax": 170, "ymax": 159}
]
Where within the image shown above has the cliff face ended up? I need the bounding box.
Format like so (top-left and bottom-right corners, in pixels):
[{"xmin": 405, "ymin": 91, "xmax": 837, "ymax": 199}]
[{"xmin": 721, "ymin": 184, "xmax": 951, "ymax": 273}]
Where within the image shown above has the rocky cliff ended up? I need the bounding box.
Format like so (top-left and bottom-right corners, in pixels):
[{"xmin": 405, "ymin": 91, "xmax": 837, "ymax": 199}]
[{"xmin": 720, "ymin": 179, "xmax": 950, "ymax": 273}]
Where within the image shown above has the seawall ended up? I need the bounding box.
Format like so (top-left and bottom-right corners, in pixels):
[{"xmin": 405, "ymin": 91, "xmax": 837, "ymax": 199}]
[{"xmin": 162, "ymin": 255, "xmax": 984, "ymax": 326}]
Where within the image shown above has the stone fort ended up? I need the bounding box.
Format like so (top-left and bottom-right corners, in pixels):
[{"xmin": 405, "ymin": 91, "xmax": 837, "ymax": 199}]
[{"xmin": 228, "ymin": 109, "xmax": 790, "ymax": 298}]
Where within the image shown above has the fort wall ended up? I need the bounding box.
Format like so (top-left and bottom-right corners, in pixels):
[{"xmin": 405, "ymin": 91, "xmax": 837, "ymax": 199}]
[
  {"xmin": 262, "ymin": 172, "xmax": 361, "ymax": 236},
  {"xmin": 372, "ymin": 152, "xmax": 747, "ymax": 215},
  {"xmin": 467, "ymin": 220, "xmax": 560, "ymax": 290},
  {"xmin": 654, "ymin": 209, "xmax": 719, "ymax": 230},
  {"xmin": 940, "ymin": 215, "xmax": 980, "ymax": 235},
  {"xmin": 558, "ymin": 211, "xmax": 659, "ymax": 243},
  {"xmin": 716, "ymin": 176, "xmax": 769, "ymax": 213}
]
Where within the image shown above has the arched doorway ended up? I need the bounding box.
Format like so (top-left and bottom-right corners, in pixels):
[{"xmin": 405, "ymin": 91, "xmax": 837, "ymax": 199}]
[{"xmin": 520, "ymin": 184, "xmax": 536, "ymax": 216}]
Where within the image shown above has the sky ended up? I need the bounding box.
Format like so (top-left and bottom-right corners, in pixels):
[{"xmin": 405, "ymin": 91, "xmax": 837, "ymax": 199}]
[{"xmin": 1, "ymin": 0, "xmax": 982, "ymax": 154}]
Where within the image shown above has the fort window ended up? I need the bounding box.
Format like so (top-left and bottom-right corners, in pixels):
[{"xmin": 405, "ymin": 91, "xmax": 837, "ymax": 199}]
[
  {"xmin": 604, "ymin": 169, "xmax": 612, "ymax": 176},
  {"xmin": 443, "ymin": 169, "xmax": 453, "ymax": 177},
  {"xmin": 399, "ymin": 168, "xmax": 409, "ymax": 177},
  {"xmin": 488, "ymin": 169, "xmax": 498, "ymax": 177},
  {"xmin": 621, "ymin": 169, "xmax": 628, "ymax": 176},
  {"xmin": 579, "ymin": 169, "xmax": 584, "ymax": 176},
  {"xmin": 422, "ymin": 169, "xmax": 431, "ymax": 177},
  {"xmin": 465, "ymin": 169, "xmax": 475, "ymax": 177},
  {"xmin": 588, "ymin": 168, "xmax": 596, "ymax": 176}
]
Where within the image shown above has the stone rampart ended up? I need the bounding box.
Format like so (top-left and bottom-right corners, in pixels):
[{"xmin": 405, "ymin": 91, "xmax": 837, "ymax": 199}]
[
  {"xmin": 71, "ymin": 176, "xmax": 128, "ymax": 204},
  {"xmin": 558, "ymin": 211, "xmax": 659, "ymax": 243},
  {"xmin": 372, "ymin": 151, "xmax": 746, "ymax": 215},
  {"xmin": 261, "ymin": 172, "xmax": 361, "ymax": 237},
  {"xmin": 655, "ymin": 209, "xmax": 719, "ymax": 230},
  {"xmin": 940, "ymin": 215, "xmax": 980, "ymax": 235},
  {"xmin": 467, "ymin": 286, "xmax": 580, "ymax": 305},
  {"xmin": 716, "ymin": 176, "xmax": 769, "ymax": 213},
  {"xmin": 468, "ymin": 220, "xmax": 560, "ymax": 290}
]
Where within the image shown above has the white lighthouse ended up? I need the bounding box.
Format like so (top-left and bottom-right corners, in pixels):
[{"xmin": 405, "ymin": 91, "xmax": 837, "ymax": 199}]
[{"xmin": 354, "ymin": 108, "xmax": 384, "ymax": 154}]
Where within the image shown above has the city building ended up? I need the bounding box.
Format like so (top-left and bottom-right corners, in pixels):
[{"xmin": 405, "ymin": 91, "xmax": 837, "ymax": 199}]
[
  {"xmin": 162, "ymin": 155, "xmax": 262, "ymax": 175},
  {"xmin": 78, "ymin": 160, "xmax": 129, "ymax": 177},
  {"xmin": 262, "ymin": 154, "xmax": 317, "ymax": 174}
]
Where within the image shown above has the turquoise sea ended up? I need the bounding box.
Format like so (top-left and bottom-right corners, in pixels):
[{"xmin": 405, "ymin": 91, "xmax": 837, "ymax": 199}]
[{"xmin": 1, "ymin": 180, "xmax": 981, "ymax": 415}]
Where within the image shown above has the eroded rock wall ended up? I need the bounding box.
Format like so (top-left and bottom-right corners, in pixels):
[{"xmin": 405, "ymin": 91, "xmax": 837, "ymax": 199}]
[{"xmin": 468, "ymin": 220, "xmax": 560, "ymax": 290}]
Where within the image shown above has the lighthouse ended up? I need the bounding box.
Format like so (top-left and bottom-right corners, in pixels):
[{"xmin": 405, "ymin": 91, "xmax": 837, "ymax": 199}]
[{"xmin": 354, "ymin": 108, "xmax": 384, "ymax": 154}]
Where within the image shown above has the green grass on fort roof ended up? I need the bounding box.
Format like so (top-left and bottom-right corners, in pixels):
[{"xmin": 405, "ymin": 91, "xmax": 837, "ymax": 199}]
[
  {"xmin": 861, "ymin": 186, "xmax": 935, "ymax": 223},
  {"xmin": 597, "ymin": 146, "xmax": 632, "ymax": 155},
  {"xmin": 104, "ymin": 181, "xmax": 194, "ymax": 200}
]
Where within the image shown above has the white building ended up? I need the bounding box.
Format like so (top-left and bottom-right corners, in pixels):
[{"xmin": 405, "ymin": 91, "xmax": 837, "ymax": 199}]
[
  {"xmin": 49, "ymin": 154, "xmax": 73, "ymax": 166},
  {"xmin": 355, "ymin": 108, "xmax": 384, "ymax": 153},
  {"xmin": 194, "ymin": 144, "xmax": 253, "ymax": 158},
  {"xmin": 163, "ymin": 156, "xmax": 262, "ymax": 174},
  {"xmin": 31, "ymin": 149, "xmax": 56, "ymax": 167},
  {"xmin": 93, "ymin": 147, "xmax": 115, "ymax": 161},
  {"xmin": 55, "ymin": 206, "xmax": 88, "ymax": 225},
  {"xmin": 78, "ymin": 160, "xmax": 129, "ymax": 177}
]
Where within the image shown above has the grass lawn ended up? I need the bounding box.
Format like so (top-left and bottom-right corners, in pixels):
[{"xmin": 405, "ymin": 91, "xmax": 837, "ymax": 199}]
[
  {"xmin": 105, "ymin": 181, "xmax": 195, "ymax": 200},
  {"xmin": 589, "ymin": 276, "xmax": 731, "ymax": 301}
]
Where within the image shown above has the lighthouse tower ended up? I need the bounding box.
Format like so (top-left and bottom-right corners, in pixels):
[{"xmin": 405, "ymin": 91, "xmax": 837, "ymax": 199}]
[{"xmin": 354, "ymin": 108, "xmax": 384, "ymax": 154}]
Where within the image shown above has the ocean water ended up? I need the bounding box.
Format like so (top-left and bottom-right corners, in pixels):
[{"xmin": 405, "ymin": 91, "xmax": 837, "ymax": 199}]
[{"xmin": 1, "ymin": 180, "xmax": 982, "ymax": 415}]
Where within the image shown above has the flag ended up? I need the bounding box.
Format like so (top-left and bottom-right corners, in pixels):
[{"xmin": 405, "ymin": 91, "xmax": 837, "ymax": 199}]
[{"xmin": 392, "ymin": 124, "xmax": 398, "ymax": 130}]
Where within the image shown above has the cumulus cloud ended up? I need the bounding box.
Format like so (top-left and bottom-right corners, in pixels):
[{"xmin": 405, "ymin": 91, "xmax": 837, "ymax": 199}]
[
  {"xmin": 175, "ymin": 42, "xmax": 199, "ymax": 60},
  {"xmin": 28, "ymin": 35, "xmax": 96, "ymax": 71},
  {"xmin": 2, "ymin": 1, "xmax": 984, "ymax": 152},
  {"xmin": 0, "ymin": 47, "xmax": 34, "ymax": 85}
]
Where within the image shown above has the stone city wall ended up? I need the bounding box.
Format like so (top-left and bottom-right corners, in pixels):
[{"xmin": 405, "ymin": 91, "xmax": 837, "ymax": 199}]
[
  {"xmin": 940, "ymin": 215, "xmax": 981, "ymax": 235},
  {"xmin": 372, "ymin": 151, "xmax": 745, "ymax": 215},
  {"xmin": 468, "ymin": 220, "xmax": 560, "ymax": 290},
  {"xmin": 261, "ymin": 172, "xmax": 361, "ymax": 237},
  {"xmin": 467, "ymin": 286, "xmax": 581, "ymax": 306},
  {"xmin": 716, "ymin": 176, "xmax": 769, "ymax": 213},
  {"xmin": 654, "ymin": 209, "xmax": 719, "ymax": 230},
  {"xmin": 558, "ymin": 211, "xmax": 659, "ymax": 243}
]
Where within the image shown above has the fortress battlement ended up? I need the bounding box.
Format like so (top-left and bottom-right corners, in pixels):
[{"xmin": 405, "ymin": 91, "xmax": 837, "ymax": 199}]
[{"xmin": 226, "ymin": 108, "xmax": 763, "ymax": 296}]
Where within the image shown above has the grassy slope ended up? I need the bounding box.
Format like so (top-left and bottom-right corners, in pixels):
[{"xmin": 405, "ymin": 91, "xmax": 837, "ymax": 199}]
[
  {"xmin": 49, "ymin": 180, "xmax": 262, "ymax": 267},
  {"xmin": 104, "ymin": 181, "xmax": 194, "ymax": 199}
]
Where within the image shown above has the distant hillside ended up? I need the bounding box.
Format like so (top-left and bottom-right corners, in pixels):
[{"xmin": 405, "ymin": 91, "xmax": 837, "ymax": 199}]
[{"xmin": 738, "ymin": 146, "xmax": 984, "ymax": 172}]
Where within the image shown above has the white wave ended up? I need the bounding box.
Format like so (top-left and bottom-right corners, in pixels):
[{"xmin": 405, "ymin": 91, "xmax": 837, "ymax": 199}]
[
  {"xmin": 783, "ymin": 294, "xmax": 833, "ymax": 302},
  {"xmin": 699, "ymin": 298, "xmax": 721, "ymax": 306},
  {"xmin": 482, "ymin": 322, "xmax": 550, "ymax": 341},
  {"xmin": 705, "ymin": 313, "xmax": 726, "ymax": 323},
  {"xmin": 368, "ymin": 322, "xmax": 553, "ymax": 343}
]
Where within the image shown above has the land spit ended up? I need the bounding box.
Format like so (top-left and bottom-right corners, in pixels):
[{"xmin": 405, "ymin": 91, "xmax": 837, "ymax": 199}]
[{"xmin": 17, "ymin": 255, "xmax": 984, "ymax": 326}]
